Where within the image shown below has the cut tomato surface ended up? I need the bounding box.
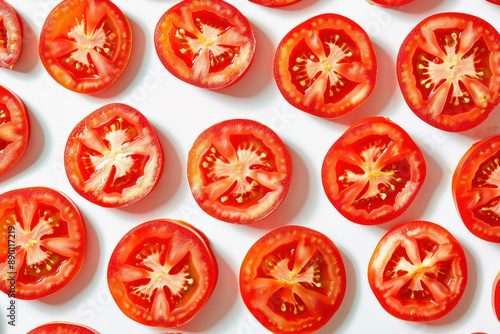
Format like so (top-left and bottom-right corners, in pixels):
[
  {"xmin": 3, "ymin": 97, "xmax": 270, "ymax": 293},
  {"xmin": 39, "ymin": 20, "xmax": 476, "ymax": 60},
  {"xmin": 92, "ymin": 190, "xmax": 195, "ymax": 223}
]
[
  {"xmin": 274, "ymin": 13, "xmax": 377, "ymax": 118},
  {"xmin": 0, "ymin": 85, "xmax": 29, "ymax": 176},
  {"xmin": 397, "ymin": 12, "xmax": 500, "ymax": 132},
  {"xmin": 0, "ymin": 0, "xmax": 22, "ymax": 69},
  {"xmin": 368, "ymin": 221, "xmax": 468, "ymax": 322},
  {"xmin": 27, "ymin": 322, "xmax": 99, "ymax": 334},
  {"xmin": 494, "ymin": 270, "xmax": 500, "ymax": 321},
  {"xmin": 322, "ymin": 117, "xmax": 426, "ymax": 225},
  {"xmin": 39, "ymin": 0, "xmax": 132, "ymax": 94},
  {"xmin": 453, "ymin": 135, "xmax": 500, "ymax": 243},
  {"xmin": 240, "ymin": 225, "xmax": 346, "ymax": 334},
  {"xmin": 187, "ymin": 119, "xmax": 292, "ymax": 224},
  {"xmin": 366, "ymin": 0, "xmax": 414, "ymax": 6},
  {"xmin": 64, "ymin": 103, "xmax": 164, "ymax": 208},
  {"xmin": 249, "ymin": 0, "xmax": 301, "ymax": 7},
  {"xmin": 107, "ymin": 219, "xmax": 218, "ymax": 328},
  {"xmin": 154, "ymin": 0, "xmax": 256, "ymax": 89},
  {"xmin": 0, "ymin": 187, "xmax": 86, "ymax": 300}
]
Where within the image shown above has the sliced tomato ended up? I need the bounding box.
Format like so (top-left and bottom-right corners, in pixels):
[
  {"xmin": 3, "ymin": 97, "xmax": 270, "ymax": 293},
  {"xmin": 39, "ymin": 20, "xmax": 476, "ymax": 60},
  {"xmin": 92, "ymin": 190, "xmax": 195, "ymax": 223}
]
[
  {"xmin": 0, "ymin": 85, "xmax": 29, "ymax": 176},
  {"xmin": 240, "ymin": 225, "xmax": 346, "ymax": 334},
  {"xmin": 0, "ymin": 187, "xmax": 86, "ymax": 300},
  {"xmin": 494, "ymin": 270, "xmax": 500, "ymax": 321},
  {"xmin": 452, "ymin": 135, "xmax": 500, "ymax": 242},
  {"xmin": 366, "ymin": 0, "xmax": 414, "ymax": 6},
  {"xmin": 249, "ymin": 0, "xmax": 301, "ymax": 7},
  {"xmin": 368, "ymin": 221, "xmax": 468, "ymax": 322},
  {"xmin": 322, "ymin": 117, "xmax": 426, "ymax": 225},
  {"xmin": 64, "ymin": 103, "xmax": 164, "ymax": 208},
  {"xmin": 397, "ymin": 12, "xmax": 500, "ymax": 132},
  {"xmin": 154, "ymin": 0, "xmax": 256, "ymax": 89},
  {"xmin": 39, "ymin": 0, "xmax": 132, "ymax": 94},
  {"xmin": 274, "ymin": 14, "xmax": 377, "ymax": 118},
  {"xmin": 107, "ymin": 219, "xmax": 218, "ymax": 328},
  {"xmin": 0, "ymin": 0, "xmax": 22, "ymax": 69},
  {"xmin": 27, "ymin": 322, "xmax": 99, "ymax": 334},
  {"xmin": 486, "ymin": 0, "xmax": 500, "ymax": 4},
  {"xmin": 187, "ymin": 119, "xmax": 292, "ymax": 224}
]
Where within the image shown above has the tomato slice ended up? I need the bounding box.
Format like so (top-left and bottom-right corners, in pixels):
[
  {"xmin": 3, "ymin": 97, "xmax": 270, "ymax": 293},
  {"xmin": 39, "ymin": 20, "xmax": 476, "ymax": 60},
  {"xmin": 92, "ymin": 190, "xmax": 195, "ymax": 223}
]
[
  {"xmin": 452, "ymin": 135, "xmax": 500, "ymax": 243},
  {"xmin": 397, "ymin": 12, "xmax": 500, "ymax": 132},
  {"xmin": 486, "ymin": 0, "xmax": 500, "ymax": 4},
  {"xmin": 154, "ymin": 0, "xmax": 256, "ymax": 89},
  {"xmin": 274, "ymin": 14, "xmax": 377, "ymax": 118},
  {"xmin": 0, "ymin": 187, "xmax": 86, "ymax": 300},
  {"xmin": 249, "ymin": 0, "xmax": 301, "ymax": 7},
  {"xmin": 0, "ymin": 0, "xmax": 22, "ymax": 69},
  {"xmin": 107, "ymin": 219, "xmax": 218, "ymax": 328},
  {"xmin": 494, "ymin": 270, "xmax": 500, "ymax": 321},
  {"xmin": 39, "ymin": 0, "xmax": 132, "ymax": 94},
  {"xmin": 366, "ymin": 0, "xmax": 414, "ymax": 6},
  {"xmin": 27, "ymin": 322, "xmax": 99, "ymax": 334},
  {"xmin": 187, "ymin": 119, "xmax": 292, "ymax": 224},
  {"xmin": 322, "ymin": 117, "xmax": 426, "ymax": 225},
  {"xmin": 240, "ymin": 225, "xmax": 346, "ymax": 334},
  {"xmin": 0, "ymin": 85, "xmax": 29, "ymax": 177},
  {"xmin": 368, "ymin": 220, "xmax": 468, "ymax": 322},
  {"xmin": 64, "ymin": 103, "xmax": 164, "ymax": 208}
]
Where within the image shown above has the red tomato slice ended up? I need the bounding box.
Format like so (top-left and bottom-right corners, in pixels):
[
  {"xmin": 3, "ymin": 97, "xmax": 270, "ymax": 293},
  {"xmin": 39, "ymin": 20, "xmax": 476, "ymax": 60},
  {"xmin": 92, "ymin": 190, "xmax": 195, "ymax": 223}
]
[
  {"xmin": 487, "ymin": 0, "xmax": 500, "ymax": 4},
  {"xmin": 187, "ymin": 119, "xmax": 292, "ymax": 224},
  {"xmin": 39, "ymin": 0, "xmax": 132, "ymax": 94},
  {"xmin": 0, "ymin": 187, "xmax": 86, "ymax": 300},
  {"xmin": 249, "ymin": 0, "xmax": 301, "ymax": 7},
  {"xmin": 494, "ymin": 270, "xmax": 500, "ymax": 321},
  {"xmin": 452, "ymin": 135, "xmax": 500, "ymax": 243},
  {"xmin": 27, "ymin": 322, "xmax": 99, "ymax": 334},
  {"xmin": 64, "ymin": 103, "xmax": 164, "ymax": 208},
  {"xmin": 322, "ymin": 117, "xmax": 426, "ymax": 225},
  {"xmin": 107, "ymin": 219, "xmax": 218, "ymax": 328},
  {"xmin": 154, "ymin": 0, "xmax": 256, "ymax": 89},
  {"xmin": 368, "ymin": 221, "xmax": 468, "ymax": 322},
  {"xmin": 397, "ymin": 12, "xmax": 500, "ymax": 132},
  {"xmin": 274, "ymin": 13, "xmax": 377, "ymax": 118},
  {"xmin": 0, "ymin": 0, "xmax": 22, "ymax": 69},
  {"xmin": 0, "ymin": 85, "xmax": 29, "ymax": 176},
  {"xmin": 240, "ymin": 225, "xmax": 346, "ymax": 334},
  {"xmin": 366, "ymin": 0, "xmax": 414, "ymax": 6}
]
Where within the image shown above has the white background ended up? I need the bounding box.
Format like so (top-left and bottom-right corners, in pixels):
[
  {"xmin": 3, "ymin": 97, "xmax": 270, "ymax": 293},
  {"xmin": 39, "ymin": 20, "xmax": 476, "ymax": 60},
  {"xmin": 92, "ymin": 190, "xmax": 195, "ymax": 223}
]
[{"xmin": 1, "ymin": 0, "xmax": 500, "ymax": 333}]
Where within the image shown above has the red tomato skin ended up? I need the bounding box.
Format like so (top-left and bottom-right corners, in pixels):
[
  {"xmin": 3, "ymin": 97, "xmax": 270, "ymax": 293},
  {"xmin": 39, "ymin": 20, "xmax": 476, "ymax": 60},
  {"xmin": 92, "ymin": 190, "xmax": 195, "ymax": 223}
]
[
  {"xmin": 493, "ymin": 271, "xmax": 500, "ymax": 321},
  {"xmin": 366, "ymin": 0, "xmax": 414, "ymax": 6},
  {"xmin": 249, "ymin": 0, "xmax": 301, "ymax": 7},
  {"xmin": 0, "ymin": 0, "xmax": 22, "ymax": 69},
  {"xmin": 27, "ymin": 322, "xmax": 99, "ymax": 334},
  {"xmin": 486, "ymin": 0, "xmax": 500, "ymax": 4}
]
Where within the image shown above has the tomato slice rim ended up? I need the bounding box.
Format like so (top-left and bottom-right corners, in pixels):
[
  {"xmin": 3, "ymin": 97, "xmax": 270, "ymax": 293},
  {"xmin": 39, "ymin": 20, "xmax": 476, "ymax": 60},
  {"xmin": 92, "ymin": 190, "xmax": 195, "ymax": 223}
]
[
  {"xmin": 27, "ymin": 322, "xmax": 100, "ymax": 334},
  {"xmin": 366, "ymin": 0, "xmax": 415, "ymax": 7},
  {"xmin": 248, "ymin": 0, "xmax": 301, "ymax": 7},
  {"xmin": 493, "ymin": 270, "xmax": 500, "ymax": 321},
  {"xmin": 0, "ymin": 0, "xmax": 22, "ymax": 69}
]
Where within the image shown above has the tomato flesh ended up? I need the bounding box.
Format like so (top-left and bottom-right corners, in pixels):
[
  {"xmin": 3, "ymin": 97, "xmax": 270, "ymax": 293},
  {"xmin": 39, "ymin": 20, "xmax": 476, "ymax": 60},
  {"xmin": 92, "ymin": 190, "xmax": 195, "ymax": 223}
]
[
  {"xmin": 366, "ymin": 0, "xmax": 414, "ymax": 6},
  {"xmin": 494, "ymin": 271, "xmax": 500, "ymax": 321},
  {"xmin": 27, "ymin": 322, "xmax": 99, "ymax": 334},
  {"xmin": 0, "ymin": 0, "xmax": 22, "ymax": 69}
]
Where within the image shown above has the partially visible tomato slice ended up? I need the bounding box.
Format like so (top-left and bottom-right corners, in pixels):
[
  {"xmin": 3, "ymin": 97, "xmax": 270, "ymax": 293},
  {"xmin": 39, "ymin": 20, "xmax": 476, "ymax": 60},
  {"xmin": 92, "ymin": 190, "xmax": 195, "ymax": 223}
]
[
  {"xmin": 0, "ymin": 187, "xmax": 86, "ymax": 300},
  {"xmin": 322, "ymin": 117, "xmax": 426, "ymax": 225},
  {"xmin": 27, "ymin": 322, "xmax": 99, "ymax": 334},
  {"xmin": 486, "ymin": 0, "xmax": 500, "ymax": 4},
  {"xmin": 187, "ymin": 119, "xmax": 292, "ymax": 224},
  {"xmin": 39, "ymin": 0, "xmax": 132, "ymax": 94},
  {"xmin": 249, "ymin": 0, "xmax": 301, "ymax": 7},
  {"xmin": 0, "ymin": 0, "xmax": 22, "ymax": 69},
  {"xmin": 154, "ymin": 0, "xmax": 256, "ymax": 89},
  {"xmin": 494, "ymin": 270, "xmax": 500, "ymax": 321},
  {"xmin": 366, "ymin": 0, "xmax": 414, "ymax": 6},
  {"xmin": 368, "ymin": 221, "xmax": 468, "ymax": 322},
  {"xmin": 397, "ymin": 12, "xmax": 500, "ymax": 132}
]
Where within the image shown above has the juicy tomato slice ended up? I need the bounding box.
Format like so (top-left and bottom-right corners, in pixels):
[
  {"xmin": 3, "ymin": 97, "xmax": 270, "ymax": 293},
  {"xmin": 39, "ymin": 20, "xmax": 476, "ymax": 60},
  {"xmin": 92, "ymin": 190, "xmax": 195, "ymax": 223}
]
[
  {"xmin": 322, "ymin": 117, "xmax": 426, "ymax": 225},
  {"xmin": 187, "ymin": 119, "xmax": 292, "ymax": 224},
  {"xmin": 0, "ymin": 0, "xmax": 22, "ymax": 69},
  {"xmin": 368, "ymin": 220, "xmax": 468, "ymax": 322},
  {"xmin": 274, "ymin": 13, "xmax": 377, "ymax": 118},
  {"xmin": 27, "ymin": 322, "xmax": 99, "ymax": 334},
  {"xmin": 154, "ymin": 0, "xmax": 256, "ymax": 90},
  {"xmin": 366, "ymin": 0, "xmax": 414, "ymax": 6},
  {"xmin": 494, "ymin": 271, "xmax": 500, "ymax": 321},
  {"xmin": 240, "ymin": 225, "xmax": 346, "ymax": 334},
  {"xmin": 64, "ymin": 103, "xmax": 164, "ymax": 208},
  {"xmin": 249, "ymin": 0, "xmax": 301, "ymax": 7},
  {"xmin": 107, "ymin": 219, "xmax": 218, "ymax": 328},
  {"xmin": 0, "ymin": 187, "xmax": 86, "ymax": 300},
  {"xmin": 397, "ymin": 12, "xmax": 500, "ymax": 132},
  {"xmin": 39, "ymin": 0, "xmax": 132, "ymax": 94},
  {"xmin": 0, "ymin": 85, "xmax": 29, "ymax": 176},
  {"xmin": 452, "ymin": 135, "xmax": 500, "ymax": 243}
]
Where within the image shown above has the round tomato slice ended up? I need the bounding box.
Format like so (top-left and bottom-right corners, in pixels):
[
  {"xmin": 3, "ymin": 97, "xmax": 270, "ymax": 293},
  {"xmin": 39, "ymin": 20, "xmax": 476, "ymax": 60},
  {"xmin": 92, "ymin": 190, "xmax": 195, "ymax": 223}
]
[
  {"xmin": 0, "ymin": 0, "xmax": 22, "ymax": 69},
  {"xmin": 39, "ymin": 0, "xmax": 132, "ymax": 94},
  {"xmin": 452, "ymin": 135, "xmax": 500, "ymax": 243},
  {"xmin": 154, "ymin": 0, "xmax": 256, "ymax": 90},
  {"xmin": 366, "ymin": 0, "xmax": 414, "ymax": 6},
  {"xmin": 27, "ymin": 322, "xmax": 99, "ymax": 334},
  {"xmin": 64, "ymin": 103, "xmax": 164, "ymax": 208},
  {"xmin": 187, "ymin": 119, "xmax": 292, "ymax": 224},
  {"xmin": 322, "ymin": 117, "xmax": 426, "ymax": 225},
  {"xmin": 107, "ymin": 219, "xmax": 218, "ymax": 328},
  {"xmin": 368, "ymin": 221, "xmax": 467, "ymax": 322},
  {"xmin": 249, "ymin": 0, "xmax": 301, "ymax": 7},
  {"xmin": 0, "ymin": 187, "xmax": 86, "ymax": 300},
  {"xmin": 240, "ymin": 225, "xmax": 346, "ymax": 334},
  {"xmin": 0, "ymin": 85, "xmax": 29, "ymax": 176},
  {"xmin": 493, "ymin": 270, "xmax": 500, "ymax": 321},
  {"xmin": 274, "ymin": 14, "xmax": 377, "ymax": 118},
  {"xmin": 397, "ymin": 12, "xmax": 500, "ymax": 132}
]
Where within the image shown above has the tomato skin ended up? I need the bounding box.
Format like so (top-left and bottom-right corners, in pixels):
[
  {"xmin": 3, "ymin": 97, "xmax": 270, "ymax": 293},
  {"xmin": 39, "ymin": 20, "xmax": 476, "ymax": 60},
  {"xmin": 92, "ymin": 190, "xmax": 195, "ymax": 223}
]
[
  {"xmin": 0, "ymin": 85, "xmax": 29, "ymax": 176},
  {"xmin": 486, "ymin": 0, "xmax": 500, "ymax": 4},
  {"xmin": 366, "ymin": 0, "xmax": 414, "ymax": 6},
  {"xmin": 397, "ymin": 12, "xmax": 500, "ymax": 132},
  {"xmin": 107, "ymin": 219, "xmax": 218, "ymax": 328},
  {"xmin": 249, "ymin": 0, "xmax": 301, "ymax": 7},
  {"xmin": 0, "ymin": 0, "xmax": 22, "ymax": 69},
  {"xmin": 154, "ymin": 0, "xmax": 256, "ymax": 90},
  {"xmin": 187, "ymin": 119, "xmax": 292, "ymax": 224},
  {"xmin": 493, "ymin": 271, "xmax": 500, "ymax": 321},
  {"xmin": 0, "ymin": 187, "xmax": 86, "ymax": 300},
  {"xmin": 368, "ymin": 221, "xmax": 468, "ymax": 322},
  {"xmin": 27, "ymin": 322, "xmax": 99, "ymax": 334},
  {"xmin": 274, "ymin": 13, "xmax": 377, "ymax": 118},
  {"xmin": 322, "ymin": 117, "xmax": 426, "ymax": 225}
]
